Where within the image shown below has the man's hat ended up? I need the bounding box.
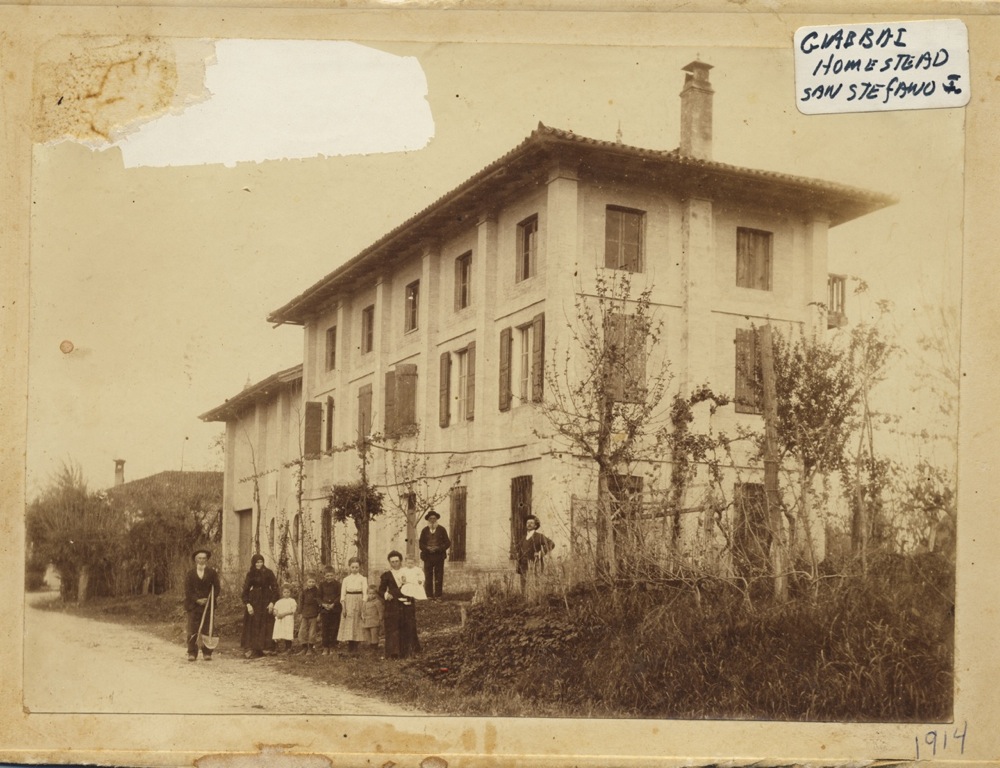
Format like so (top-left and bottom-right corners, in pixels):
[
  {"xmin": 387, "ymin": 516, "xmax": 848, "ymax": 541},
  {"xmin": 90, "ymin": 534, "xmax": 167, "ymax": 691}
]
[
  {"xmin": 192, "ymin": 548, "xmax": 212, "ymax": 562},
  {"xmin": 424, "ymin": 510, "xmax": 440, "ymax": 521}
]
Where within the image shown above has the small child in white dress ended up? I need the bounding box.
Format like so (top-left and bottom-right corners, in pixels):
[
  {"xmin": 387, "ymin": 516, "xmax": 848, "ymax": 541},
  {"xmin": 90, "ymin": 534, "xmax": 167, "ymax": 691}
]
[
  {"xmin": 272, "ymin": 584, "xmax": 297, "ymax": 653},
  {"xmin": 400, "ymin": 556, "xmax": 427, "ymax": 601}
]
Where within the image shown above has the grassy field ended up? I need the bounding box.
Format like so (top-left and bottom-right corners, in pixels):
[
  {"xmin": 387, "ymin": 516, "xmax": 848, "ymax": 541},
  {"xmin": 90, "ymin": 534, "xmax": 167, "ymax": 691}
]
[{"xmin": 34, "ymin": 551, "xmax": 954, "ymax": 720}]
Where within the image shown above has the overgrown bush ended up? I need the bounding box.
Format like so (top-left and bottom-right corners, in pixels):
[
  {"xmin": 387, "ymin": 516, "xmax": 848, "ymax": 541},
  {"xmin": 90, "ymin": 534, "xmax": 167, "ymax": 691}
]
[{"xmin": 450, "ymin": 553, "xmax": 953, "ymax": 720}]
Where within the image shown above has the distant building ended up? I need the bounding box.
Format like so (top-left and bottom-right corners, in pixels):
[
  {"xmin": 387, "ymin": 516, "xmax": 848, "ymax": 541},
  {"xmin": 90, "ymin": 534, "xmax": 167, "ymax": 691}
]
[{"xmin": 203, "ymin": 62, "xmax": 892, "ymax": 584}]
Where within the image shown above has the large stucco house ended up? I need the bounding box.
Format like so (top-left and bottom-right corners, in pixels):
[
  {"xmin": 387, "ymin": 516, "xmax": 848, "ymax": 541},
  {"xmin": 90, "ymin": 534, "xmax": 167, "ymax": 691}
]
[{"xmin": 201, "ymin": 62, "xmax": 892, "ymax": 585}]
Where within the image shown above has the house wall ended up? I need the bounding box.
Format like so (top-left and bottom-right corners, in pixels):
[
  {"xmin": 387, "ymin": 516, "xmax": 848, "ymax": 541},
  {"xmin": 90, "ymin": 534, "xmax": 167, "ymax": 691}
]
[{"xmin": 273, "ymin": 162, "xmax": 837, "ymax": 581}]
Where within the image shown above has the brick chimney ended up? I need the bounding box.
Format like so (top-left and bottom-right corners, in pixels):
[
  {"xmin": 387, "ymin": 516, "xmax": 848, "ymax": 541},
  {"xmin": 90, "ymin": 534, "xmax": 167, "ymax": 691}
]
[
  {"xmin": 114, "ymin": 459, "xmax": 125, "ymax": 487},
  {"xmin": 679, "ymin": 60, "xmax": 713, "ymax": 160}
]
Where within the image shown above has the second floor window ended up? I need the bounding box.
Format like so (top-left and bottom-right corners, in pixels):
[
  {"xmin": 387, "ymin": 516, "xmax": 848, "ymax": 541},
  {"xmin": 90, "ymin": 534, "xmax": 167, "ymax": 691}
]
[
  {"xmin": 499, "ymin": 313, "xmax": 545, "ymax": 410},
  {"xmin": 361, "ymin": 305, "xmax": 375, "ymax": 353},
  {"xmin": 325, "ymin": 326, "xmax": 337, "ymax": 371},
  {"xmin": 455, "ymin": 251, "xmax": 472, "ymax": 310},
  {"xmin": 516, "ymin": 214, "xmax": 538, "ymax": 282},
  {"xmin": 405, "ymin": 281, "xmax": 419, "ymax": 332},
  {"xmin": 736, "ymin": 227, "xmax": 772, "ymax": 290},
  {"xmin": 605, "ymin": 206, "xmax": 644, "ymax": 272},
  {"xmin": 604, "ymin": 313, "xmax": 648, "ymax": 403}
]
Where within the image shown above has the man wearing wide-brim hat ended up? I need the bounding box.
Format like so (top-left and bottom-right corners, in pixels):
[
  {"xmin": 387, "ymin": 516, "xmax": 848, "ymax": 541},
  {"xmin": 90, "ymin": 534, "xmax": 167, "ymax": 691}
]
[
  {"xmin": 418, "ymin": 510, "xmax": 451, "ymax": 599},
  {"xmin": 184, "ymin": 548, "xmax": 221, "ymax": 661}
]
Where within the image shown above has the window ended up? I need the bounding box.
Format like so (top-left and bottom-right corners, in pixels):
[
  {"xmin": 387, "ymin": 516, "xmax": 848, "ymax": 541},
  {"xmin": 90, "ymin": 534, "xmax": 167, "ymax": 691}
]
[
  {"xmin": 361, "ymin": 305, "xmax": 375, "ymax": 353},
  {"xmin": 828, "ymin": 273, "xmax": 847, "ymax": 328},
  {"xmin": 605, "ymin": 206, "xmax": 644, "ymax": 272},
  {"xmin": 324, "ymin": 396, "xmax": 335, "ymax": 452},
  {"xmin": 440, "ymin": 344, "xmax": 475, "ymax": 428},
  {"xmin": 604, "ymin": 313, "xmax": 648, "ymax": 403},
  {"xmin": 499, "ymin": 314, "xmax": 544, "ymax": 409},
  {"xmin": 304, "ymin": 400, "xmax": 323, "ymax": 457},
  {"xmin": 735, "ymin": 328, "xmax": 762, "ymax": 414},
  {"xmin": 450, "ymin": 486, "xmax": 468, "ymax": 562},
  {"xmin": 325, "ymin": 325, "xmax": 337, "ymax": 371},
  {"xmin": 455, "ymin": 251, "xmax": 472, "ymax": 310},
  {"xmin": 404, "ymin": 280, "xmax": 419, "ymax": 332},
  {"xmin": 516, "ymin": 214, "xmax": 538, "ymax": 282},
  {"xmin": 357, "ymin": 383, "xmax": 373, "ymax": 443},
  {"xmin": 736, "ymin": 228, "xmax": 772, "ymax": 290},
  {"xmin": 509, "ymin": 475, "xmax": 533, "ymax": 559},
  {"xmin": 384, "ymin": 364, "xmax": 418, "ymax": 437}
]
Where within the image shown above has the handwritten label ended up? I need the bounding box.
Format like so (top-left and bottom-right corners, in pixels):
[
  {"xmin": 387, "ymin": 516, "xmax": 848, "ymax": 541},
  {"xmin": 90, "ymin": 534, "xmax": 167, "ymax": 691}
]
[
  {"xmin": 914, "ymin": 721, "xmax": 968, "ymax": 760},
  {"xmin": 794, "ymin": 19, "xmax": 970, "ymax": 114}
]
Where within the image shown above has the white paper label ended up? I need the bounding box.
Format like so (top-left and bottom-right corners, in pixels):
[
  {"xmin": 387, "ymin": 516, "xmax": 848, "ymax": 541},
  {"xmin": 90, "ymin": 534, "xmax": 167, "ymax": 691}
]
[{"xmin": 794, "ymin": 19, "xmax": 970, "ymax": 114}]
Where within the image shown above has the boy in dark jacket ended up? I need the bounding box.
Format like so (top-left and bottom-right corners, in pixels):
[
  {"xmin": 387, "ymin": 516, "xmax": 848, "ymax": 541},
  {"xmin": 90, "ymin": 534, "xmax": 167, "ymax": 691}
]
[
  {"xmin": 318, "ymin": 566, "xmax": 341, "ymax": 656},
  {"xmin": 297, "ymin": 575, "xmax": 322, "ymax": 654}
]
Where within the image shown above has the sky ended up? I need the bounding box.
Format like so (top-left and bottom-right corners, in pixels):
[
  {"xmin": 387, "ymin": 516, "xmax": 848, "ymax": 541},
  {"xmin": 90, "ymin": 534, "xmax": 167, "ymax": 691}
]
[{"xmin": 26, "ymin": 38, "xmax": 963, "ymax": 496}]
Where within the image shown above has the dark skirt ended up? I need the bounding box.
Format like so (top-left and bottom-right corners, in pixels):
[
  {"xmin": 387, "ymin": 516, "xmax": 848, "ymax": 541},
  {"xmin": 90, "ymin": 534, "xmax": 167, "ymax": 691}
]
[
  {"xmin": 241, "ymin": 608, "xmax": 275, "ymax": 651},
  {"xmin": 383, "ymin": 599, "xmax": 420, "ymax": 658}
]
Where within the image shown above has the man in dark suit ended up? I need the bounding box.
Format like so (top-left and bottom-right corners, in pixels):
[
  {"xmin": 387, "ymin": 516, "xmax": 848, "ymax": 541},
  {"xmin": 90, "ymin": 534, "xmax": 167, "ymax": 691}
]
[
  {"xmin": 418, "ymin": 510, "xmax": 451, "ymax": 598},
  {"xmin": 516, "ymin": 515, "xmax": 554, "ymax": 591},
  {"xmin": 184, "ymin": 548, "xmax": 221, "ymax": 661}
]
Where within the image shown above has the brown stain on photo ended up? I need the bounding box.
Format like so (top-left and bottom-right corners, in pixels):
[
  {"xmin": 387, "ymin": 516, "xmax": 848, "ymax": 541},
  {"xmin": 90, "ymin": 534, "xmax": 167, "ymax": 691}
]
[{"xmin": 32, "ymin": 36, "xmax": 180, "ymax": 144}]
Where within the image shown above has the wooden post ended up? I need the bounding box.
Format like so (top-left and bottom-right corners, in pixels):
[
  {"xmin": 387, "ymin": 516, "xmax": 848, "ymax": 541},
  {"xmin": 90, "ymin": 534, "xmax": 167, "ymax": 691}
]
[{"xmin": 758, "ymin": 325, "xmax": 787, "ymax": 603}]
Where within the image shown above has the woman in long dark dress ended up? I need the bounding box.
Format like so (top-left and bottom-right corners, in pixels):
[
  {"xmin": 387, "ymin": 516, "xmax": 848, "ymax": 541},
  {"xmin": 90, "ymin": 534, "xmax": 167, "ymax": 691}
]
[
  {"xmin": 240, "ymin": 554, "xmax": 278, "ymax": 659},
  {"xmin": 378, "ymin": 550, "xmax": 420, "ymax": 659}
]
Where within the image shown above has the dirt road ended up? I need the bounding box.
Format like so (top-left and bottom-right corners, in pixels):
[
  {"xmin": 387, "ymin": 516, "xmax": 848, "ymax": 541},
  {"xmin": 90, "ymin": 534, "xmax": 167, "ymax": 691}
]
[{"xmin": 22, "ymin": 594, "xmax": 422, "ymax": 715}]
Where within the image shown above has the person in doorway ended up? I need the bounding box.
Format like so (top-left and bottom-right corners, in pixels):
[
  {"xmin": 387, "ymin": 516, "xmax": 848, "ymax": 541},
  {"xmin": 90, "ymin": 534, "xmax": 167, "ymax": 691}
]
[
  {"xmin": 240, "ymin": 554, "xmax": 278, "ymax": 659},
  {"xmin": 516, "ymin": 515, "xmax": 555, "ymax": 591},
  {"xmin": 379, "ymin": 550, "xmax": 421, "ymax": 659},
  {"xmin": 183, "ymin": 548, "xmax": 221, "ymax": 662},
  {"xmin": 418, "ymin": 510, "xmax": 451, "ymax": 598},
  {"xmin": 318, "ymin": 566, "xmax": 341, "ymax": 656}
]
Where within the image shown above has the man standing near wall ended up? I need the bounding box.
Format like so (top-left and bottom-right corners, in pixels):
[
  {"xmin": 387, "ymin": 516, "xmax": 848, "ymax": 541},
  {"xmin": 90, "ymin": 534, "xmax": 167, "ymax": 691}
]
[
  {"xmin": 184, "ymin": 548, "xmax": 221, "ymax": 662},
  {"xmin": 418, "ymin": 510, "xmax": 451, "ymax": 599}
]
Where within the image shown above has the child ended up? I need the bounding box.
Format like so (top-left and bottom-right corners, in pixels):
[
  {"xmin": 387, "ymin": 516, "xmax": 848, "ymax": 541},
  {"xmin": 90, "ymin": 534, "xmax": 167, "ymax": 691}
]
[
  {"xmin": 336, "ymin": 557, "xmax": 368, "ymax": 653},
  {"xmin": 318, "ymin": 566, "xmax": 341, "ymax": 656},
  {"xmin": 297, "ymin": 575, "xmax": 321, "ymax": 655},
  {"xmin": 400, "ymin": 556, "xmax": 428, "ymax": 601},
  {"xmin": 361, "ymin": 584, "xmax": 384, "ymax": 651},
  {"xmin": 271, "ymin": 584, "xmax": 297, "ymax": 653}
]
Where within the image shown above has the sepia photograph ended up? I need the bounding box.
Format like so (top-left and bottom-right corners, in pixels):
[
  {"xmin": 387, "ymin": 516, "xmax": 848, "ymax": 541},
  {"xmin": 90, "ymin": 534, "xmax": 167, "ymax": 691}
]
[{"xmin": 2, "ymin": 5, "xmax": 998, "ymax": 766}]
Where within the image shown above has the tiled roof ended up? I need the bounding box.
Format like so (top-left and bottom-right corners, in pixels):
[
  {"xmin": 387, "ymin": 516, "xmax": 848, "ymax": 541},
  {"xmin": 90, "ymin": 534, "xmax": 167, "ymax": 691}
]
[
  {"xmin": 268, "ymin": 123, "xmax": 895, "ymax": 325},
  {"xmin": 199, "ymin": 363, "xmax": 303, "ymax": 423},
  {"xmin": 105, "ymin": 470, "xmax": 222, "ymax": 500}
]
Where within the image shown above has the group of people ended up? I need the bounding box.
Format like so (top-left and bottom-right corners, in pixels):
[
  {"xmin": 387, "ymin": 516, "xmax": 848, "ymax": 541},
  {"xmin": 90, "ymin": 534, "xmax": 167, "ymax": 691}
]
[{"xmin": 183, "ymin": 510, "xmax": 556, "ymax": 661}]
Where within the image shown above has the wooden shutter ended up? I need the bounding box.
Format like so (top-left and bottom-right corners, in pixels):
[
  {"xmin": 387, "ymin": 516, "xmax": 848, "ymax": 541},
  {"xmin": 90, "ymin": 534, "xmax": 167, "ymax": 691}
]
[
  {"xmin": 384, "ymin": 370, "xmax": 397, "ymax": 437},
  {"xmin": 451, "ymin": 486, "xmax": 467, "ymax": 561},
  {"xmin": 396, "ymin": 364, "xmax": 418, "ymax": 431},
  {"xmin": 304, "ymin": 401, "xmax": 323, "ymax": 457},
  {"xmin": 325, "ymin": 396, "xmax": 335, "ymax": 451},
  {"xmin": 499, "ymin": 327, "xmax": 512, "ymax": 411},
  {"xmin": 358, "ymin": 384, "xmax": 372, "ymax": 443},
  {"xmin": 603, "ymin": 313, "xmax": 626, "ymax": 402},
  {"xmin": 735, "ymin": 328, "xmax": 761, "ymax": 414},
  {"xmin": 510, "ymin": 475, "xmax": 533, "ymax": 559},
  {"xmin": 465, "ymin": 342, "xmax": 476, "ymax": 421},
  {"xmin": 439, "ymin": 352, "xmax": 451, "ymax": 427},
  {"xmin": 622, "ymin": 211, "xmax": 642, "ymax": 272},
  {"xmin": 531, "ymin": 313, "xmax": 545, "ymax": 403},
  {"xmin": 625, "ymin": 315, "xmax": 648, "ymax": 403},
  {"xmin": 605, "ymin": 208, "xmax": 621, "ymax": 269}
]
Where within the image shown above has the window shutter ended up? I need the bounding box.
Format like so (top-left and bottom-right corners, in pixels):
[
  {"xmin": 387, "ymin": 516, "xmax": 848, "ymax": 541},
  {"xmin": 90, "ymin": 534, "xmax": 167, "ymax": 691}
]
[
  {"xmin": 736, "ymin": 229, "xmax": 750, "ymax": 287},
  {"xmin": 625, "ymin": 315, "xmax": 649, "ymax": 403},
  {"xmin": 735, "ymin": 328, "xmax": 761, "ymax": 414},
  {"xmin": 325, "ymin": 396, "xmax": 335, "ymax": 451},
  {"xmin": 531, "ymin": 313, "xmax": 545, "ymax": 403},
  {"xmin": 384, "ymin": 370, "xmax": 397, "ymax": 437},
  {"xmin": 509, "ymin": 475, "xmax": 533, "ymax": 559},
  {"xmin": 605, "ymin": 209, "xmax": 621, "ymax": 269},
  {"xmin": 439, "ymin": 352, "xmax": 451, "ymax": 427},
  {"xmin": 465, "ymin": 341, "xmax": 476, "ymax": 421},
  {"xmin": 396, "ymin": 364, "xmax": 417, "ymax": 431},
  {"xmin": 358, "ymin": 384, "xmax": 373, "ymax": 443},
  {"xmin": 304, "ymin": 401, "xmax": 323, "ymax": 457},
  {"xmin": 623, "ymin": 212, "xmax": 642, "ymax": 272},
  {"xmin": 499, "ymin": 327, "xmax": 512, "ymax": 411},
  {"xmin": 604, "ymin": 313, "xmax": 626, "ymax": 402},
  {"xmin": 454, "ymin": 257, "xmax": 462, "ymax": 310},
  {"xmin": 450, "ymin": 487, "xmax": 467, "ymax": 561}
]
